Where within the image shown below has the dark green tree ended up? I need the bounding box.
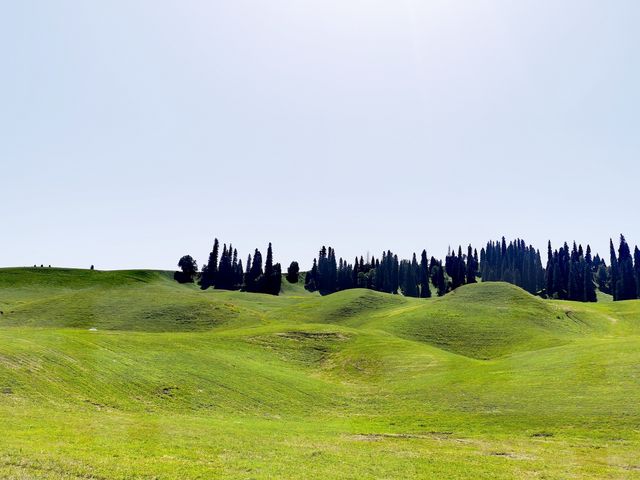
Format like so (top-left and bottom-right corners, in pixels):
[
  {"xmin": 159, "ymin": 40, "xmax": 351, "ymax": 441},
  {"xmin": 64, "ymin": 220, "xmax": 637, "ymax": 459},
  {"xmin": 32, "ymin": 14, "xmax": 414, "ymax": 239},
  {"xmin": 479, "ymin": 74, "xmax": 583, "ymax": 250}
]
[
  {"xmin": 305, "ymin": 259, "xmax": 319, "ymax": 292},
  {"xmin": 584, "ymin": 260, "xmax": 597, "ymax": 302},
  {"xmin": 616, "ymin": 235, "xmax": 637, "ymax": 300},
  {"xmin": 245, "ymin": 248, "xmax": 263, "ymax": 292},
  {"xmin": 419, "ymin": 249, "xmax": 431, "ymax": 298},
  {"xmin": 175, "ymin": 255, "xmax": 198, "ymax": 283},
  {"xmin": 262, "ymin": 243, "xmax": 281, "ymax": 295},
  {"xmin": 610, "ymin": 239, "xmax": 619, "ymax": 301},
  {"xmin": 466, "ymin": 244, "xmax": 477, "ymax": 284},
  {"xmin": 635, "ymin": 246, "xmax": 640, "ymax": 299},
  {"xmin": 287, "ymin": 261, "xmax": 300, "ymax": 283},
  {"xmin": 596, "ymin": 264, "xmax": 610, "ymax": 294},
  {"xmin": 430, "ymin": 258, "xmax": 447, "ymax": 297},
  {"xmin": 200, "ymin": 238, "xmax": 219, "ymax": 289},
  {"xmin": 399, "ymin": 256, "xmax": 419, "ymax": 298}
]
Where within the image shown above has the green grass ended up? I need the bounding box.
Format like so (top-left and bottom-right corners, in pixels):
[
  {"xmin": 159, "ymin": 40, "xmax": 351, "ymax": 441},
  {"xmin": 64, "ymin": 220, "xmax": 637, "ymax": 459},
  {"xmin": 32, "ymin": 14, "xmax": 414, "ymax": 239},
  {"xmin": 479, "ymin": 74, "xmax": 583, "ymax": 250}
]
[{"xmin": 1, "ymin": 267, "xmax": 639, "ymax": 479}]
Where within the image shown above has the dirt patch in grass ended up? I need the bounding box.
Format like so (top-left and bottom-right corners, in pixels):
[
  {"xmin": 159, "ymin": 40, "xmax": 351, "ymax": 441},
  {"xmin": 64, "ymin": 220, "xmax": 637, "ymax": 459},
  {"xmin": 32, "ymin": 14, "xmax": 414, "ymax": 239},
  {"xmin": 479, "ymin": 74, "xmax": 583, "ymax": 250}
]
[
  {"xmin": 350, "ymin": 431, "xmax": 454, "ymax": 442},
  {"xmin": 157, "ymin": 386, "xmax": 178, "ymax": 397},
  {"xmin": 276, "ymin": 331, "xmax": 348, "ymax": 341},
  {"xmin": 487, "ymin": 451, "xmax": 533, "ymax": 460}
]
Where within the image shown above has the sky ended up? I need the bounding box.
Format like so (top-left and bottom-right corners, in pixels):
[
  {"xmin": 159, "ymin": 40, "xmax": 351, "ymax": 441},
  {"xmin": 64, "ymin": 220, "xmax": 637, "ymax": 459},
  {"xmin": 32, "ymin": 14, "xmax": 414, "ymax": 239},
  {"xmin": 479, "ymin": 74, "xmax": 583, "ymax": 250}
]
[{"xmin": 1, "ymin": 0, "xmax": 639, "ymax": 270}]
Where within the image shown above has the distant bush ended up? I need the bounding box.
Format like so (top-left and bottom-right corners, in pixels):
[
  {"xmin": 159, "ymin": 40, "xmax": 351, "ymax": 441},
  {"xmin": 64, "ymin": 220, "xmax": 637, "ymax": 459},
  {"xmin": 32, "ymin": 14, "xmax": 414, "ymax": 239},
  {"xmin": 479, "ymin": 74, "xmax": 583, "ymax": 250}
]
[
  {"xmin": 287, "ymin": 261, "xmax": 299, "ymax": 283},
  {"xmin": 176, "ymin": 255, "xmax": 198, "ymax": 283}
]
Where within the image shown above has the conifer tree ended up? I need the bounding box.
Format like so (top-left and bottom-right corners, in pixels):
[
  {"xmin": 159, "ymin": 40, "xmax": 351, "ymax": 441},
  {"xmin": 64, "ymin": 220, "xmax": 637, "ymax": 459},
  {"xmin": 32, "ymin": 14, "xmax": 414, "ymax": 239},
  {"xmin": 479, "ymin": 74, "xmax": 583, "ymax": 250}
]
[
  {"xmin": 445, "ymin": 246, "xmax": 466, "ymax": 290},
  {"xmin": 616, "ymin": 235, "xmax": 636, "ymax": 300},
  {"xmin": 610, "ymin": 239, "xmax": 619, "ymax": 301},
  {"xmin": 466, "ymin": 244, "xmax": 477, "ymax": 284},
  {"xmin": 597, "ymin": 264, "xmax": 609, "ymax": 294},
  {"xmin": 245, "ymin": 254, "xmax": 252, "ymax": 280},
  {"xmin": 392, "ymin": 254, "xmax": 400, "ymax": 294},
  {"xmin": 635, "ymin": 246, "xmax": 640, "ymax": 299},
  {"xmin": 584, "ymin": 260, "xmax": 597, "ymax": 302},
  {"xmin": 262, "ymin": 243, "xmax": 282, "ymax": 295},
  {"xmin": 328, "ymin": 248, "xmax": 338, "ymax": 293},
  {"xmin": 419, "ymin": 249, "xmax": 431, "ymax": 298},
  {"xmin": 217, "ymin": 244, "xmax": 234, "ymax": 290},
  {"xmin": 236, "ymin": 259, "xmax": 244, "ymax": 289},
  {"xmin": 305, "ymin": 259, "xmax": 319, "ymax": 292},
  {"xmin": 245, "ymin": 248, "xmax": 263, "ymax": 292},
  {"xmin": 200, "ymin": 238, "xmax": 219, "ymax": 289},
  {"xmin": 265, "ymin": 243, "xmax": 274, "ymax": 278},
  {"xmin": 399, "ymin": 256, "xmax": 419, "ymax": 297},
  {"xmin": 567, "ymin": 243, "xmax": 585, "ymax": 301},
  {"xmin": 431, "ymin": 259, "xmax": 447, "ymax": 297},
  {"xmin": 271, "ymin": 263, "xmax": 282, "ymax": 295},
  {"xmin": 545, "ymin": 240, "xmax": 554, "ymax": 295}
]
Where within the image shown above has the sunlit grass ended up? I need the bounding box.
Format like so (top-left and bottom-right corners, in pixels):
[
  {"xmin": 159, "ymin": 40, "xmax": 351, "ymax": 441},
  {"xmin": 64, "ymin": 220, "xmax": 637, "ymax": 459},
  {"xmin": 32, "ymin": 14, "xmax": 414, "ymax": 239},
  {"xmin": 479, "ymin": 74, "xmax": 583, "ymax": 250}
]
[{"xmin": 0, "ymin": 268, "xmax": 639, "ymax": 478}]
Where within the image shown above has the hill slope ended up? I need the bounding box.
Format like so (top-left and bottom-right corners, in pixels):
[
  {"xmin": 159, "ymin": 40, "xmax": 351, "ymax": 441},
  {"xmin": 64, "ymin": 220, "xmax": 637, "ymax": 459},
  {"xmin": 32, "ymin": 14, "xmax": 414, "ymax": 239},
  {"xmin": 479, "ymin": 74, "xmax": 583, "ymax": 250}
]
[{"xmin": 0, "ymin": 268, "xmax": 639, "ymax": 479}]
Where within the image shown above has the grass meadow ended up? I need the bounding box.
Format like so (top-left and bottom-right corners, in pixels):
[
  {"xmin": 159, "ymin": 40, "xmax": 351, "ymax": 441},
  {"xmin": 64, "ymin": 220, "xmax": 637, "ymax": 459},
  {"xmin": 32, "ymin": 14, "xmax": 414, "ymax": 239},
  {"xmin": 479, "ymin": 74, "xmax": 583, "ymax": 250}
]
[{"xmin": 0, "ymin": 268, "xmax": 639, "ymax": 479}]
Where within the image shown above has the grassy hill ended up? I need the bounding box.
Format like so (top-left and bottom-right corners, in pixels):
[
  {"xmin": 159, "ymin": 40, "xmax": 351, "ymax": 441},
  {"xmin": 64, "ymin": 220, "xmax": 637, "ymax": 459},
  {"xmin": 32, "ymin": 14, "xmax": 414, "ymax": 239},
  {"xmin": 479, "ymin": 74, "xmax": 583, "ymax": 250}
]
[{"xmin": 0, "ymin": 267, "xmax": 639, "ymax": 479}]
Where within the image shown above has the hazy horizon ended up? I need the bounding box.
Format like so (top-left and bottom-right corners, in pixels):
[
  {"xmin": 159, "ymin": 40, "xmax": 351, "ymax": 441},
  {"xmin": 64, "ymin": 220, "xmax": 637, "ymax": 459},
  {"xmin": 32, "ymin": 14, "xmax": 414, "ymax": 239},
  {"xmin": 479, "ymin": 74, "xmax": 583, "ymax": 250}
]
[{"xmin": 2, "ymin": 1, "xmax": 639, "ymax": 270}]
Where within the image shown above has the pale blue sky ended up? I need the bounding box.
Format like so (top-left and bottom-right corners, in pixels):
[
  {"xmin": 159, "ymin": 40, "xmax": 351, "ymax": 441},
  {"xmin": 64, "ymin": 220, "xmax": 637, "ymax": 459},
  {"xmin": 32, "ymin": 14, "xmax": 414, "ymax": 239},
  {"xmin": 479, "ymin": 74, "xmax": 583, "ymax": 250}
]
[{"xmin": 1, "ymin": 1, "xmax": 639, "ymax": 270}]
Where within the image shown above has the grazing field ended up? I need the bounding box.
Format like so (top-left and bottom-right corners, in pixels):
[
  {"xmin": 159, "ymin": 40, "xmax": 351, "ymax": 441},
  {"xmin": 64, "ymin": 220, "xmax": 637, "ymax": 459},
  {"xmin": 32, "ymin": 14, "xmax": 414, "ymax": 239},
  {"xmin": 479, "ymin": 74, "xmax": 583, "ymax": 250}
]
[{"xmin": 0, "ymin": 267, "xmax": 639, "ymax": 479}]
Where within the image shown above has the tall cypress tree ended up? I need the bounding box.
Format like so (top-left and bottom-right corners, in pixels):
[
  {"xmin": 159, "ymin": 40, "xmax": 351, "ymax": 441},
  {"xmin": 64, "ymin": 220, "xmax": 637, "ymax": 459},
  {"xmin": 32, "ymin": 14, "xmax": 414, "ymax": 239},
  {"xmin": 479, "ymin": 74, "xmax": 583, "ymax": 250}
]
[
  {"xmin": 431, "ymin": 259, "xmax": 447, "ymax": 297},
  {"xmin": 263, "ymin": 243, "xmax": 281, "ymax": 295},
  {"xmin": 616, "ymin": 235, "xmax": 637, "ymax": 301},
  {"xmin": 231, "ymin": 248, "xmax": 242, "ymax": 290},
  {"xmin": 419, "ymin": 249, "xmax": 431, "ymax": 298},
  {"xmin": 392, "ymin": 254, "xmax": 400, "ymax": 294},
  {"xmin": 217, "ymin": 244, "xmax": 233, "ymax": 290},
  {"xmin": 584, "ymin": 259, "xmax": 597, "ymax": 302},
  {"xmin": 634, "ymin": 246, "xmax": 640, "ymax": 299},
  {"xmin": 328, "ymin": 248, "xmax": 338, "ymax": 293},
  {"xmin": 596, "ymin": 264, "xmax": 609, "ymax": 294},
  {"xmin": 271, "ymin": 263, "xmax": 282, "ymax": 295},
  {"xmin": 245, "ymin": 248, "xmax": 263, "ymax": 292},
  {"xmin": 200, "ymin": 238, "xmax": 220, "ymax": 289},
  {"xmin": 567, "ymin": 243, "xmax": 585, "ymax": 301},
  {"xmin": 265, "ymin": 243, "xmax": 274, "ymax": 278},
  {"xmin": 236, "ymin": 259, "xmax": 244, "ymax": 289},
  {"xmin": 305, "ymin": 259, "xmax": 319, "ymax": 292},
  {"xmin": 610, "ymin": 239, "xmax": 619, "ymax": 301},
  {"xmin": 466, "ymin": 244, "xmax": 477, "ymax": 284},
  {"xmin": 545, "ymin": 240, "xmax": 554, "ymax": 296}
]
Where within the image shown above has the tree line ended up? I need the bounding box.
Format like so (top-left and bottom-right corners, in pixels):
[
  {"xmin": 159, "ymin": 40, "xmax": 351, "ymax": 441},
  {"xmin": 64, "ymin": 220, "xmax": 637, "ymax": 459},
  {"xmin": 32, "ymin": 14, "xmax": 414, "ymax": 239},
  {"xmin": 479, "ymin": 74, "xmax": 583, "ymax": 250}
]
[
  {"xmin": 480, "ymin": 239, "xmax": 545, "ymax": 295},
  {"xmin": 177, "ymin": 235, "xmax": 640, "ymax": 302},
  {"xmin": 544, "ymin": 241, "xmax": 598, "ymax": 302},
  {"xmin": 304, "ymin": 245, "xmax": 474, "ymax": 298},
  {"xmin": 176, "ymin": 239, "xmax": 282, "ymax": 295},
  {"xmin": 608, "ymin": 235, "xmax": 640, "ymax": 301},
  {"xmin": 303, "ymin": 247, "xmax": 433, "ymax": 297}
]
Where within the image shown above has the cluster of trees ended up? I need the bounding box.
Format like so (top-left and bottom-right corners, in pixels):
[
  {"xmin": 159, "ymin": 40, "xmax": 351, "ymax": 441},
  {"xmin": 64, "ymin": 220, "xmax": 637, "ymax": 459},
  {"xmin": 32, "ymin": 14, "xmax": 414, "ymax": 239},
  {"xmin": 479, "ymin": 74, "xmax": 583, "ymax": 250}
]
[
  {"xmin": 480, "ymin": 238, "xmax": 545, "ymax": 294},
  {"xmin": 544, "ymin": 241, "xmax": 598, "ymax": 302},
  {"xmin": 305, "ymin": 246, "xmax": 469, "ymax": 298},
  {"xmin": 301, "ymin": 235, "xmax": 640, "ymax": 303},
  {"xmin": 541, "ymin": 235, "xmax": 640, "ymax": 303},
  {"xmin": 608, "ymin": 235, "xmax": 640, "ymax": 301},
  {"xmin": 445, "ymin": 245, "xmax": 478, "ymax": 290},
  {"xmin": 176, "ymin": 239, "xmax": 283, "ymax": 295},
  {"xmin": 176, "ymin": 234, "xmax": 640, "ymax": 303}
]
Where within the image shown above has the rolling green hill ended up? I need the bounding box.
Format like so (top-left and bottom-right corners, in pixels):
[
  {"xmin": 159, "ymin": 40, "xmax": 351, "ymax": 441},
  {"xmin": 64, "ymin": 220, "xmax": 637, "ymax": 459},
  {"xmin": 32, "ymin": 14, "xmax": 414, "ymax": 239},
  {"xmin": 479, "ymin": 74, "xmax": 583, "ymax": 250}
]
[{"xmin": 0, "ymin": 267, "xmax": 639, "ymax": 479}]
